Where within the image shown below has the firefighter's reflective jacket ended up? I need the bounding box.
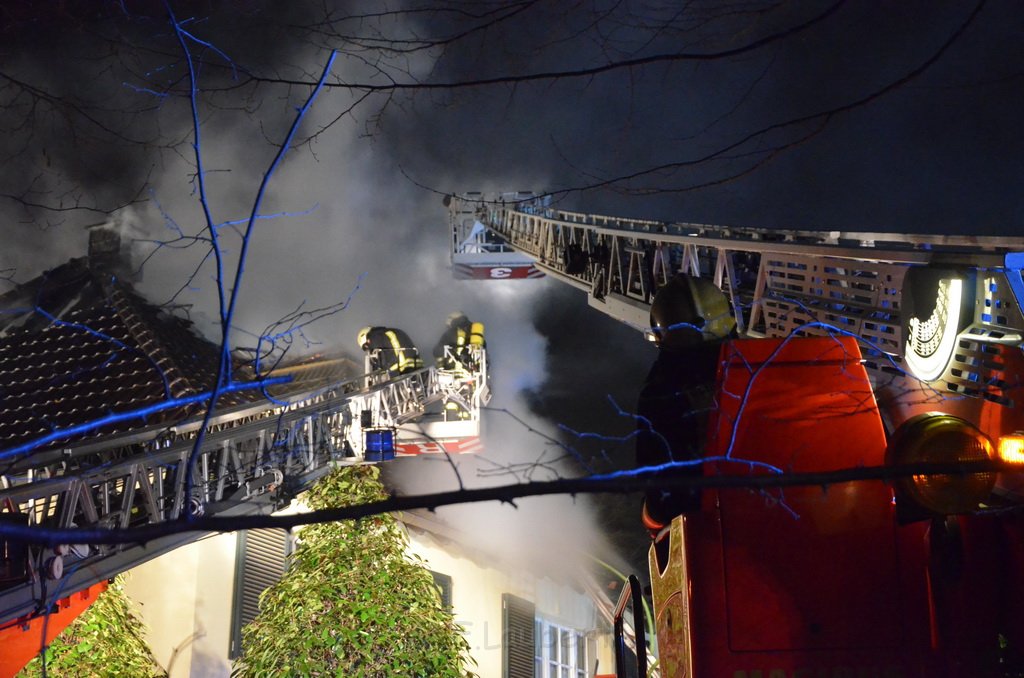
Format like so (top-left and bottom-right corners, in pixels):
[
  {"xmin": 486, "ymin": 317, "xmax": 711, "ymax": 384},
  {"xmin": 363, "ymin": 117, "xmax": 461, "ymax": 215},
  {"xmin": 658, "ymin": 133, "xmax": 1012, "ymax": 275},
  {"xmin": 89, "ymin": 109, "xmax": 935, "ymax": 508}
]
[
  {"xmin": 358, "ymin": 326, "xmax": 424, "ymax": 375},
  {"xmin": 433, "ymin": 313, "xmax": 484, "ymax": 370}
]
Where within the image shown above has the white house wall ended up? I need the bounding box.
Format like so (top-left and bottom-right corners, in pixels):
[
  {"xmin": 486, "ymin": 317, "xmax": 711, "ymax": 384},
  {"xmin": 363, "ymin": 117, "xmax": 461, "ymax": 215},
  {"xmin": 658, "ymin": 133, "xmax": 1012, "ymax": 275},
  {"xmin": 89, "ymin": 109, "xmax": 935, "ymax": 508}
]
[
  {"xmin": 121, "ymin": 533, "xmax": 237, "ymax": 678},
  {"xmin": 404, "ymin": 527, "xmax": 613, "ymax": 677},
  {"xmin": 119, "ymin": 505, "xmax": 613, "ymax": 678}
]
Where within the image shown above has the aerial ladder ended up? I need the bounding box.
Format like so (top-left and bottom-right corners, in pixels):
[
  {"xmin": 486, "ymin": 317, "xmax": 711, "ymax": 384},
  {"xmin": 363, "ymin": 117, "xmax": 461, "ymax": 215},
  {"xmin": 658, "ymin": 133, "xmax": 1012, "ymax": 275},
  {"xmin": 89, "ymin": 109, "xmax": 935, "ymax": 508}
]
[
  {"xmin": 451, "ymin": 192, "xmax": 1024, "ymax": 405},
  {"xmin": 451, "ymin": 193, "xmax": 1024, "ymax": 676},
  {"xmin": 0, "ymin": 340, "xmax": 489, "ymax": 661}
]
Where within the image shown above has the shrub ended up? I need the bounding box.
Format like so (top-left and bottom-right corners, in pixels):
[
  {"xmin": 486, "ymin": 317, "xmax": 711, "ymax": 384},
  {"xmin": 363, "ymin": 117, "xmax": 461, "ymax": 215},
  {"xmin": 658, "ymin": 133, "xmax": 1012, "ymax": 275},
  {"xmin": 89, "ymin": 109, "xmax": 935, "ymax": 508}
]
[{"xmin": 234, "ymin": 464, "xmax": 474, "ymax": 677}]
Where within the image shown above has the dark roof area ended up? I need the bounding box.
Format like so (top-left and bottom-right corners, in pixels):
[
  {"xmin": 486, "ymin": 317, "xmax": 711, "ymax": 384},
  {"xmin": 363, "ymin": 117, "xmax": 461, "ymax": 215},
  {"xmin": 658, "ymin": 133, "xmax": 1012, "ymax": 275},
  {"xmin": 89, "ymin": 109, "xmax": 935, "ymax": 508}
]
[
  {"xmin": 263, "ymin": 356, "xmax": 361, "ymax": 399},
  {"xmin": 0, "ymin": 256, "xmax": 256, "ymax": 456}
]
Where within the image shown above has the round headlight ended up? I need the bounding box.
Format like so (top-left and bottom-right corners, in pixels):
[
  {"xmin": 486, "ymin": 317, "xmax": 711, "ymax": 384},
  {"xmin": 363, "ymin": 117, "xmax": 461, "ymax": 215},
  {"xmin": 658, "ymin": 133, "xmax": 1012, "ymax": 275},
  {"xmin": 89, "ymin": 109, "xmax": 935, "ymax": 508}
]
[{"xmin": 887, "ymin": 413, "xmax": 995, "ymax": 515}]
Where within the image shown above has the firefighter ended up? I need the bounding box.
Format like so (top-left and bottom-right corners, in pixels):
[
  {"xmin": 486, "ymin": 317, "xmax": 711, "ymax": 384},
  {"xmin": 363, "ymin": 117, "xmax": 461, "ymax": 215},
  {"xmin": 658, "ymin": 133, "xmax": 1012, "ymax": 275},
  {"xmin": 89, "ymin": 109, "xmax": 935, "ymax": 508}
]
[
  {"xmin": 433, "ymin": 312, "xmax": 484, "ymax": 370},
  {"xmin": 637, "ymin": 274, "xmax": 736, "ymax": 537},
  {"xmin": 356, "ymin": 326, "xmax": 424, "ymax": 376},
  {"xmin": 444, "ymin": 399, "xmax": 471, "ymax": 421}
]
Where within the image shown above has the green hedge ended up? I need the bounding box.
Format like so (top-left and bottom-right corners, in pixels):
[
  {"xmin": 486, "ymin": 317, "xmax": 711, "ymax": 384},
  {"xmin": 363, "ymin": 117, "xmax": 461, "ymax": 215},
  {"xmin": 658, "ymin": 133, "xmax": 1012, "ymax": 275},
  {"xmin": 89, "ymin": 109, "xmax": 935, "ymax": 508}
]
[
  {"xmin": 233, "ymin": 464, "xmax": 475, "ymax": 677},
  {"xmin": 17, "ymin": 575, "xmax": 166, "ymax": 678}
]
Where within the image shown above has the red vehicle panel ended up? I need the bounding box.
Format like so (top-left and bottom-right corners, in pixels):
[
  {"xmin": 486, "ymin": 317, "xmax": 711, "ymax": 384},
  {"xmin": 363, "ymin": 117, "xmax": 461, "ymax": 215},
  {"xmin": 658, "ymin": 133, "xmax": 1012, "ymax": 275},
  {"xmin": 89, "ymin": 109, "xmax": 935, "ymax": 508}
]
[
  {"xmin": 451, "ymin": 262, "xmax": 544, "ymax": 279},
  {"xmin": 0, "ymin": 581, "xmax": 108, "ymax": 678},
  {"xmin": 648, "ymin": 336, "xmax": 1023, "ymax": 677}
]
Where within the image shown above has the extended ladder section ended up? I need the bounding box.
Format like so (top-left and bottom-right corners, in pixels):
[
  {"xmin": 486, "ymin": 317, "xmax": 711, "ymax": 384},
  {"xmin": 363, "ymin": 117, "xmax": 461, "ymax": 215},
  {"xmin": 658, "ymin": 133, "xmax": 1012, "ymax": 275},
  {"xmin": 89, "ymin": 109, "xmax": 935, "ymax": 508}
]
[
  {"xmin": 455, "ymin": 194, "xmax": 1024, "ymax": 405},
  {"xmin": 0, "ymin": 351, "xmax": 488, "ymax": 625}
]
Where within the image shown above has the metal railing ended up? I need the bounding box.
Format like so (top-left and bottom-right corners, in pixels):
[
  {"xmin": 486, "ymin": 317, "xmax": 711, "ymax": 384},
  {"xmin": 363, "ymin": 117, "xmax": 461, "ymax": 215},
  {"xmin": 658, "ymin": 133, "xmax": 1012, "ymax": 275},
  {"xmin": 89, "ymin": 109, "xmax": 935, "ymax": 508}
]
[
  {"xmin": 0, "ymin": 361, "xmax": 480, "ymax": 624},
  {"xmin": 613, "ymin": 574, "xmax": 648, "ymax": 678},
  {"xmin": 458, "ymin": 194, "xmax": 1024, "ymax": 409}
]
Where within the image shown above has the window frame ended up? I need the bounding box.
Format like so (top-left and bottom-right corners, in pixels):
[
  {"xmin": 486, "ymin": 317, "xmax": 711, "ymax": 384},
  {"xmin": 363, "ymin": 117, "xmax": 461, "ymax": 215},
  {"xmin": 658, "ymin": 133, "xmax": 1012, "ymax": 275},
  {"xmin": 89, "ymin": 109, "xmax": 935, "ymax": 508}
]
[{"xmin": 534, "ymin": 617, "xmax": 589, "ymax": 678}]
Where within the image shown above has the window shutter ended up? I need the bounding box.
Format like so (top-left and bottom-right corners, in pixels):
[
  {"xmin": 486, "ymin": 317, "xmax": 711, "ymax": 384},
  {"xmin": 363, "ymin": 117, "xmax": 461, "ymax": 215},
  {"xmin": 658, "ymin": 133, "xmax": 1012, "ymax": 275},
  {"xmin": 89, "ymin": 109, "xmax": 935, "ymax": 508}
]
[
  {"xmin": 430, "ymin": 570, "xmax": 453, "ymax": 610},
  {"xmin": 502, "ymin": 593, "xmax": 535, "ymax": 678},
  {"xmin": 230, "ymin": 528, "xmax": 289, "ymax": 658}
]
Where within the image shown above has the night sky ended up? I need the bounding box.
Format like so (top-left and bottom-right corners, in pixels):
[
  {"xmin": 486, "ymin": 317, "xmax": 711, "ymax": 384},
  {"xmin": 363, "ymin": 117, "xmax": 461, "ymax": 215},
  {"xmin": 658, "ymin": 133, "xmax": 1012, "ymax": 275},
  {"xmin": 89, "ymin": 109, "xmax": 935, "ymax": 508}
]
[{"xmin": 1, "ymin": 1, "xmax": 1022, "ymax": 573}]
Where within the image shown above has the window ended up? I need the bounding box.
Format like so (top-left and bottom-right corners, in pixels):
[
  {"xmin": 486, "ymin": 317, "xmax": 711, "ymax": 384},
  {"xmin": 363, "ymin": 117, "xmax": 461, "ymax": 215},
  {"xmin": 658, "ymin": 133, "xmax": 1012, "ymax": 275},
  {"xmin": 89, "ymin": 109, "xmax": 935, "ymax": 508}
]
[
  {"xmin": 535, "ymin": 619, "xmax": 588, "ymax": 678},
  {"xmin": 503, "ymin": 594, "xmax": 592, "ymax": 678},
  {"xmin": 229, "ymin": 528, "xmax": 291, "ymax": 658}
]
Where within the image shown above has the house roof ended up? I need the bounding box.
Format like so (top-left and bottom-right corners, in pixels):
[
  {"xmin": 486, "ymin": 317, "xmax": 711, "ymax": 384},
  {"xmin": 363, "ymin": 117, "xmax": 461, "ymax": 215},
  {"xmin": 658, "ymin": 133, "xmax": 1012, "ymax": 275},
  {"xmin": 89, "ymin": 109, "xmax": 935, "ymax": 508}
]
[
  {"xmin": 0, "ymin": 257, "xmax": 254, "ymax": 455},
  {"xmin": 0, "ymin": 252, "xmax": 358, "ymax": 458}
]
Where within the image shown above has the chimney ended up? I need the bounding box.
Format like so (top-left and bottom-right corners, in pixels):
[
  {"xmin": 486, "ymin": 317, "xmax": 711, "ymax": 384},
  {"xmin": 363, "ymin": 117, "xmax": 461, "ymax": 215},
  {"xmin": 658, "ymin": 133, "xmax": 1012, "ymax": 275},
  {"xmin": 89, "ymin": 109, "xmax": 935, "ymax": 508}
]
[{"xmin": 86, "ymin": 222, "xmax": 141, "ymax": 282}]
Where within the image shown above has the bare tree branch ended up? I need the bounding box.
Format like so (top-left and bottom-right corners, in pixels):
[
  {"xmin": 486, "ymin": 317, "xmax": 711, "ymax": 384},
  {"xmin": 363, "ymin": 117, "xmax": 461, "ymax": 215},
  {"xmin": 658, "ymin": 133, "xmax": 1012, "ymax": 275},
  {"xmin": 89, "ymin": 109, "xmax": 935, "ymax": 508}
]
[{"xmin": 3, "ymin": 458, "xmax": 1020, "ymax": 546}]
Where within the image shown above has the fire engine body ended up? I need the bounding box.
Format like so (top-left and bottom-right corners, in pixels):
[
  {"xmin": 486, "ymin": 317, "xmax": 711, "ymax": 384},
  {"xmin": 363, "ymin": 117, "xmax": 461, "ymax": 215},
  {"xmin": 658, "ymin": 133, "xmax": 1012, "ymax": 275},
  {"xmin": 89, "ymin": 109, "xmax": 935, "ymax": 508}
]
[{"xmin": 451, "ymin": 194, "xmax": 1024, "ymax": 676}]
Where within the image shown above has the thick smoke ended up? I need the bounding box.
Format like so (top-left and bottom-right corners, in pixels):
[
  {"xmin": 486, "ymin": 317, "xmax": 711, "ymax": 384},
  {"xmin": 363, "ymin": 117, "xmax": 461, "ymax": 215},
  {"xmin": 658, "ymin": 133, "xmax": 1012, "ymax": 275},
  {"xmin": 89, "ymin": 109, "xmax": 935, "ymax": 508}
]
[
  {"xmin": 0, "ymin": 3, "xmax": 638, "ymax": 579},
  {"xmin": 3, "ymin": 0, "xmax": 1023, "ymax": 584}
]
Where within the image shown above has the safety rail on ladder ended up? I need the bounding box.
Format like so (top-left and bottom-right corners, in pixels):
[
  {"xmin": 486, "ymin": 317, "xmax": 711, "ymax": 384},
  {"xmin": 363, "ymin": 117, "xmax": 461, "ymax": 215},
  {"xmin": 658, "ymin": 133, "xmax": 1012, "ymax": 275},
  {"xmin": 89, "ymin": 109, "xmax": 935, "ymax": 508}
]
[
  {"xmin": 0, "ymin": 354, "xmax": 488, "ymax": 627},
  {"xmin": 448, "ymin": 192, "xmax": 545, "ymax": 280}
]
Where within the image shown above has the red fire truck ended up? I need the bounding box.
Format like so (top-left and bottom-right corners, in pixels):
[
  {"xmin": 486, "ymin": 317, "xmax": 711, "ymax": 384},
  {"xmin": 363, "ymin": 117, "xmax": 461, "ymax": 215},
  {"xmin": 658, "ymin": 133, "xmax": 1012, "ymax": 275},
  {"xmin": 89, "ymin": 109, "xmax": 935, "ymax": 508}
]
[{"xmin": 455, "ymin": 195, "xmax": 1024, "ymax": 677}]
